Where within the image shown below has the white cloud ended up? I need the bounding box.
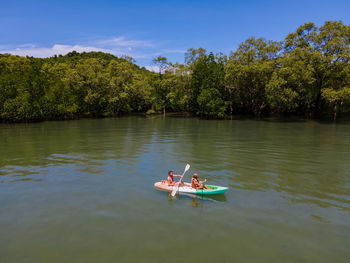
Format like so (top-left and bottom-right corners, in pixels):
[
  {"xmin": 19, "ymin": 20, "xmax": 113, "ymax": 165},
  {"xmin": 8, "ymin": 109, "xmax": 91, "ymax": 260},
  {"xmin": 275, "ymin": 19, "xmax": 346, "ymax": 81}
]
[
  {"xmin": 144, "ymin": 65, "xmax": 160, "ymax": 72},
  {"xmin": 0, "ymin": 36, "xmax": 188, "ymax": 68},
  {"xmin": 95, "ymin": 36, "xmax": 153, "ymax": 48},
  {"xmin": 0, "ymin": 36, "xmax": 156, "ymax": 61},
  {"xmin": 0, "ymin": 44, "xmax": 112, "ymax": 58},
  {"xmin": 163, "ymin": 49, "xmax": 186, "ymax": 54}
]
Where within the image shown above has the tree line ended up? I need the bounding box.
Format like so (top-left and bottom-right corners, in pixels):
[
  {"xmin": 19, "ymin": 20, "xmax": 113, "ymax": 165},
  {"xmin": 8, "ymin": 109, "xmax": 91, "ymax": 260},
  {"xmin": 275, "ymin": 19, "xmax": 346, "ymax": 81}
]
[{"xmin": 1, "ymin": 21, "xmax": 349, "ymax": 122}]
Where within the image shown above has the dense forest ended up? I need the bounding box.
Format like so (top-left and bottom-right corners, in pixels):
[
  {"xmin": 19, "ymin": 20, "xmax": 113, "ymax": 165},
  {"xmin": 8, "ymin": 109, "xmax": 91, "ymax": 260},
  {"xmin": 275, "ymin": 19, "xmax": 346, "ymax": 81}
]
[{"xmin": 0, "ymin": 21, "xmax": 349, "ymax": 122}]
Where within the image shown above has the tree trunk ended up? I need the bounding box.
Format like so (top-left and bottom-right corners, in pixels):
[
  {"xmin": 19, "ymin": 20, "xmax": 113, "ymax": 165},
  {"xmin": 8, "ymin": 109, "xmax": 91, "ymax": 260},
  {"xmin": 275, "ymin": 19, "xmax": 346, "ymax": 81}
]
[{"xmin": 314, "ymin": 75, "xmax": 325, "ymax": 117}]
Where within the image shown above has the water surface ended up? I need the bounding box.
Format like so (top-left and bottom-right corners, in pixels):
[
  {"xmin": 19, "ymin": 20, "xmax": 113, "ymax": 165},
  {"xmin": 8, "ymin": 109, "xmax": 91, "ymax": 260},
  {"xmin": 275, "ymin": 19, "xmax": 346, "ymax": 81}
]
[{"xmin": 1, "ymin": 116, "xmax": 349, "ymax": 262}]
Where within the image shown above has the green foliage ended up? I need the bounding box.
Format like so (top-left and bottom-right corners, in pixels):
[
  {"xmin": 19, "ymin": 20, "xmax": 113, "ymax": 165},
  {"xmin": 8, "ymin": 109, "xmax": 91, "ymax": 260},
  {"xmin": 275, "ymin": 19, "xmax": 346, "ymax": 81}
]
[
  {"xmin": 225, "ymin": 38, "xmax": 280, "ymax": 117},
  {"xmin": 265, "ymin": 73, "xmax": 299, "ymax": 113},
  {"xmin": 322, "ymin": 87, "xmax": 350, "ymax": 120},
  {"xmin": 0, "ymin": 55, "xmax": 45, "ymax": 121},
  {"xmin": 189, "ymin": 51, "xmax": 226, "ymax": 118},
  {"xmin": 0, "ymin": 52, "xmax": 155, "ymax": 121},
  {"xmin": 146, "ymin": 109, "xmax": 157, "ymax": 115},
  {"xmin": 282, "ymin": 20, "xmax": 350, "ymax": 117},
  {"xmin": 0, "ymin": 21, "xmax": 349, "ymax": 122}
]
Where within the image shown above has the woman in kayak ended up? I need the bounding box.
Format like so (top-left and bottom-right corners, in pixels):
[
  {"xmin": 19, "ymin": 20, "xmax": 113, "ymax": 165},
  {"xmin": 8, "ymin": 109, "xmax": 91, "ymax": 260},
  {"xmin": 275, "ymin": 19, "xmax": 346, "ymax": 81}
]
[
  {"xmin": 162, "ymin": 170, "xmax": 183, "ymax": 186},
  {"xmin": 191, "ymin": 173, "xmax": 208, "ymax": 189}
]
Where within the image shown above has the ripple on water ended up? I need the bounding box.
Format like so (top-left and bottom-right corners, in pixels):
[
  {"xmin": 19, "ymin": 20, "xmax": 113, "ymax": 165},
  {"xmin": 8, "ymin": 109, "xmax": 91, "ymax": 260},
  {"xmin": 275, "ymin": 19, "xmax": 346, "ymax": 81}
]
[{"xmin": 1, "ymin": 117, "xmax": 350, "ymax": 263}]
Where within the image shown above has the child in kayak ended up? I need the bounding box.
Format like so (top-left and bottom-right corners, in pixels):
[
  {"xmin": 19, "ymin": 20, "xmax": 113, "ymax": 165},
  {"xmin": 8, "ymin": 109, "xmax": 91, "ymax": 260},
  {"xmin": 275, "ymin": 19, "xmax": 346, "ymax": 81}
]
[
  {"xmin": 191, "ymin": 173, "xmax": 208, "ymax": 189},
  {"xmin": 162, "ymin": 170, "xmax": 183, "ymax": 186}
]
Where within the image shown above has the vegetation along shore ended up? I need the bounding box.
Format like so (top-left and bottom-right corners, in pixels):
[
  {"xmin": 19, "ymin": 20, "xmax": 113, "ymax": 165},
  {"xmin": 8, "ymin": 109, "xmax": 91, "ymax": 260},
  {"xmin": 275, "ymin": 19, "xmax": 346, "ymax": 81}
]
[{"xmin": 0, "ymin": 21, "xmax": 349, "ymax": 123}]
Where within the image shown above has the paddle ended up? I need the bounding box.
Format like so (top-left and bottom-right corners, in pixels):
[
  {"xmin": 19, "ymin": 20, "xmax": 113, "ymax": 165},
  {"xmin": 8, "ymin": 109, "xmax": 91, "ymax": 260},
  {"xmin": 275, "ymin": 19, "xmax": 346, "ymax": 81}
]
[{"xmin": 171, "ymin": 164, "xmax": 190, "ymax": 197}]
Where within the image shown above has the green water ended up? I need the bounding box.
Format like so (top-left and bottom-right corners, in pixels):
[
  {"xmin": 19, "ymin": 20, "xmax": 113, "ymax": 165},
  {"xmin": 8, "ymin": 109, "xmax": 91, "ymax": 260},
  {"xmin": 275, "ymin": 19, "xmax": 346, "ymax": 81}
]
[{"xmin": 0, "ymin": 116, "xmax": 349, "ymax": 263}]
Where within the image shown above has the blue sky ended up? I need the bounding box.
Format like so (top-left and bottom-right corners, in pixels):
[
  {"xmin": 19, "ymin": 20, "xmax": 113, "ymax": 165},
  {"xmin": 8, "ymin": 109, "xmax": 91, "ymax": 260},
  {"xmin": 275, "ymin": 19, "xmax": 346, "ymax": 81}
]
[{"xmin": 1, "ymin": 0, "xmax": 349, "ymax": 69}]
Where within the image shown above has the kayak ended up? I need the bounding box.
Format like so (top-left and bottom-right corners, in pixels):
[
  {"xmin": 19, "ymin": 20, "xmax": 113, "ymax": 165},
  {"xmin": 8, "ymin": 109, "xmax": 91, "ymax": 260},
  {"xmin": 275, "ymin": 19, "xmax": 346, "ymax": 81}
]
[{"xmin": 154, "ymin": 181, "xmax": 228, "ymax": 195}]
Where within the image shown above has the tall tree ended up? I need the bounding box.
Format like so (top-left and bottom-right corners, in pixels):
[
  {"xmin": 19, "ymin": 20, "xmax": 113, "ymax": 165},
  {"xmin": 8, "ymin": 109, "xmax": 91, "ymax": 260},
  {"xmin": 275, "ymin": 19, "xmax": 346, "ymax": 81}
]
[
  {"xmin": 190, "ymin": 52, "xmax": 226, "ymax": 118},
  {"xmin": 225, "ymin": 37, "xmax": 281, "ymax": 117},
  {"xmin": 284, "ymin": 21, "xmax": 350, "ymax": 118}
]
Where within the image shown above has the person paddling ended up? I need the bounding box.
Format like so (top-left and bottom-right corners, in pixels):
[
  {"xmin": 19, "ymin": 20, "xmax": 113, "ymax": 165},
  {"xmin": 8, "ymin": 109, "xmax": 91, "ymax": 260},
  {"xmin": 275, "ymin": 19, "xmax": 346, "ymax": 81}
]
[
  {"xmin": 191, "ymin": 173, "xmax": 208, "ymax": 189},
  {"xmin": 163, "ymin": 170, "xmax": 183, "ymax": 186}
]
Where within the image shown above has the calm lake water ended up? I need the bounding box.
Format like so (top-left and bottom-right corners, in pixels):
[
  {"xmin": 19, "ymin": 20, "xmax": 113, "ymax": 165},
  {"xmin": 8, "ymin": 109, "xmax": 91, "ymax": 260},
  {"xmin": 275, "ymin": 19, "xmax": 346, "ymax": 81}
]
[{"xmin": 0, "ymin": 116, "xmax": 349, "ymax": 263}]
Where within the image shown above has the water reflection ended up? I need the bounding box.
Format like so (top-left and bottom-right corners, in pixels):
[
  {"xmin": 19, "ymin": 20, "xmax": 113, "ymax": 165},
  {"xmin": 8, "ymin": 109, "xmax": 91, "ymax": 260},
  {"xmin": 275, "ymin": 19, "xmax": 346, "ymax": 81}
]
[
  {"xmin": 1, "ymin": 116, "xmax": 350, "ymax": 263},
  {"xmin": 1, "ymin": 116, "xmax": 350, "ymax": 212},
  {"xmin": 164, "ymin": 192, "xmax": 227, "ymax": 208},
  {"xmin": 181, "ymin": 193, "xmax": 227, "ymax": 202},
  {"xmin": 169, "ymin": 118, "xmax": 350, "ymax": 211}
]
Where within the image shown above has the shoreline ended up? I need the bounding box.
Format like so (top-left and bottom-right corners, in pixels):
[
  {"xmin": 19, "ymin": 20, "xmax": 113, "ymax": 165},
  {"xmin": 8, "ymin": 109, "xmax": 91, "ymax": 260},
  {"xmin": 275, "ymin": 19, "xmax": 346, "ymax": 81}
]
[{"xmin": 2, "ymin": 112, "xmax": 350, "ymax": 125}]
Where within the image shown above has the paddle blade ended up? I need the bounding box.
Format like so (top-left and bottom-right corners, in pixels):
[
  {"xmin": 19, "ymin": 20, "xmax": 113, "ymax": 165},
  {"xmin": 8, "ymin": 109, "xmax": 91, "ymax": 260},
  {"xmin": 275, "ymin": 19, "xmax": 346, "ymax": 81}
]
[
  {"xmin": 171, "ymin": 164, "xmax": 190, "ymax": 197},
  {"xmin": 171, "ymin": 183, "xmax": 178, "ymax": 197}
]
